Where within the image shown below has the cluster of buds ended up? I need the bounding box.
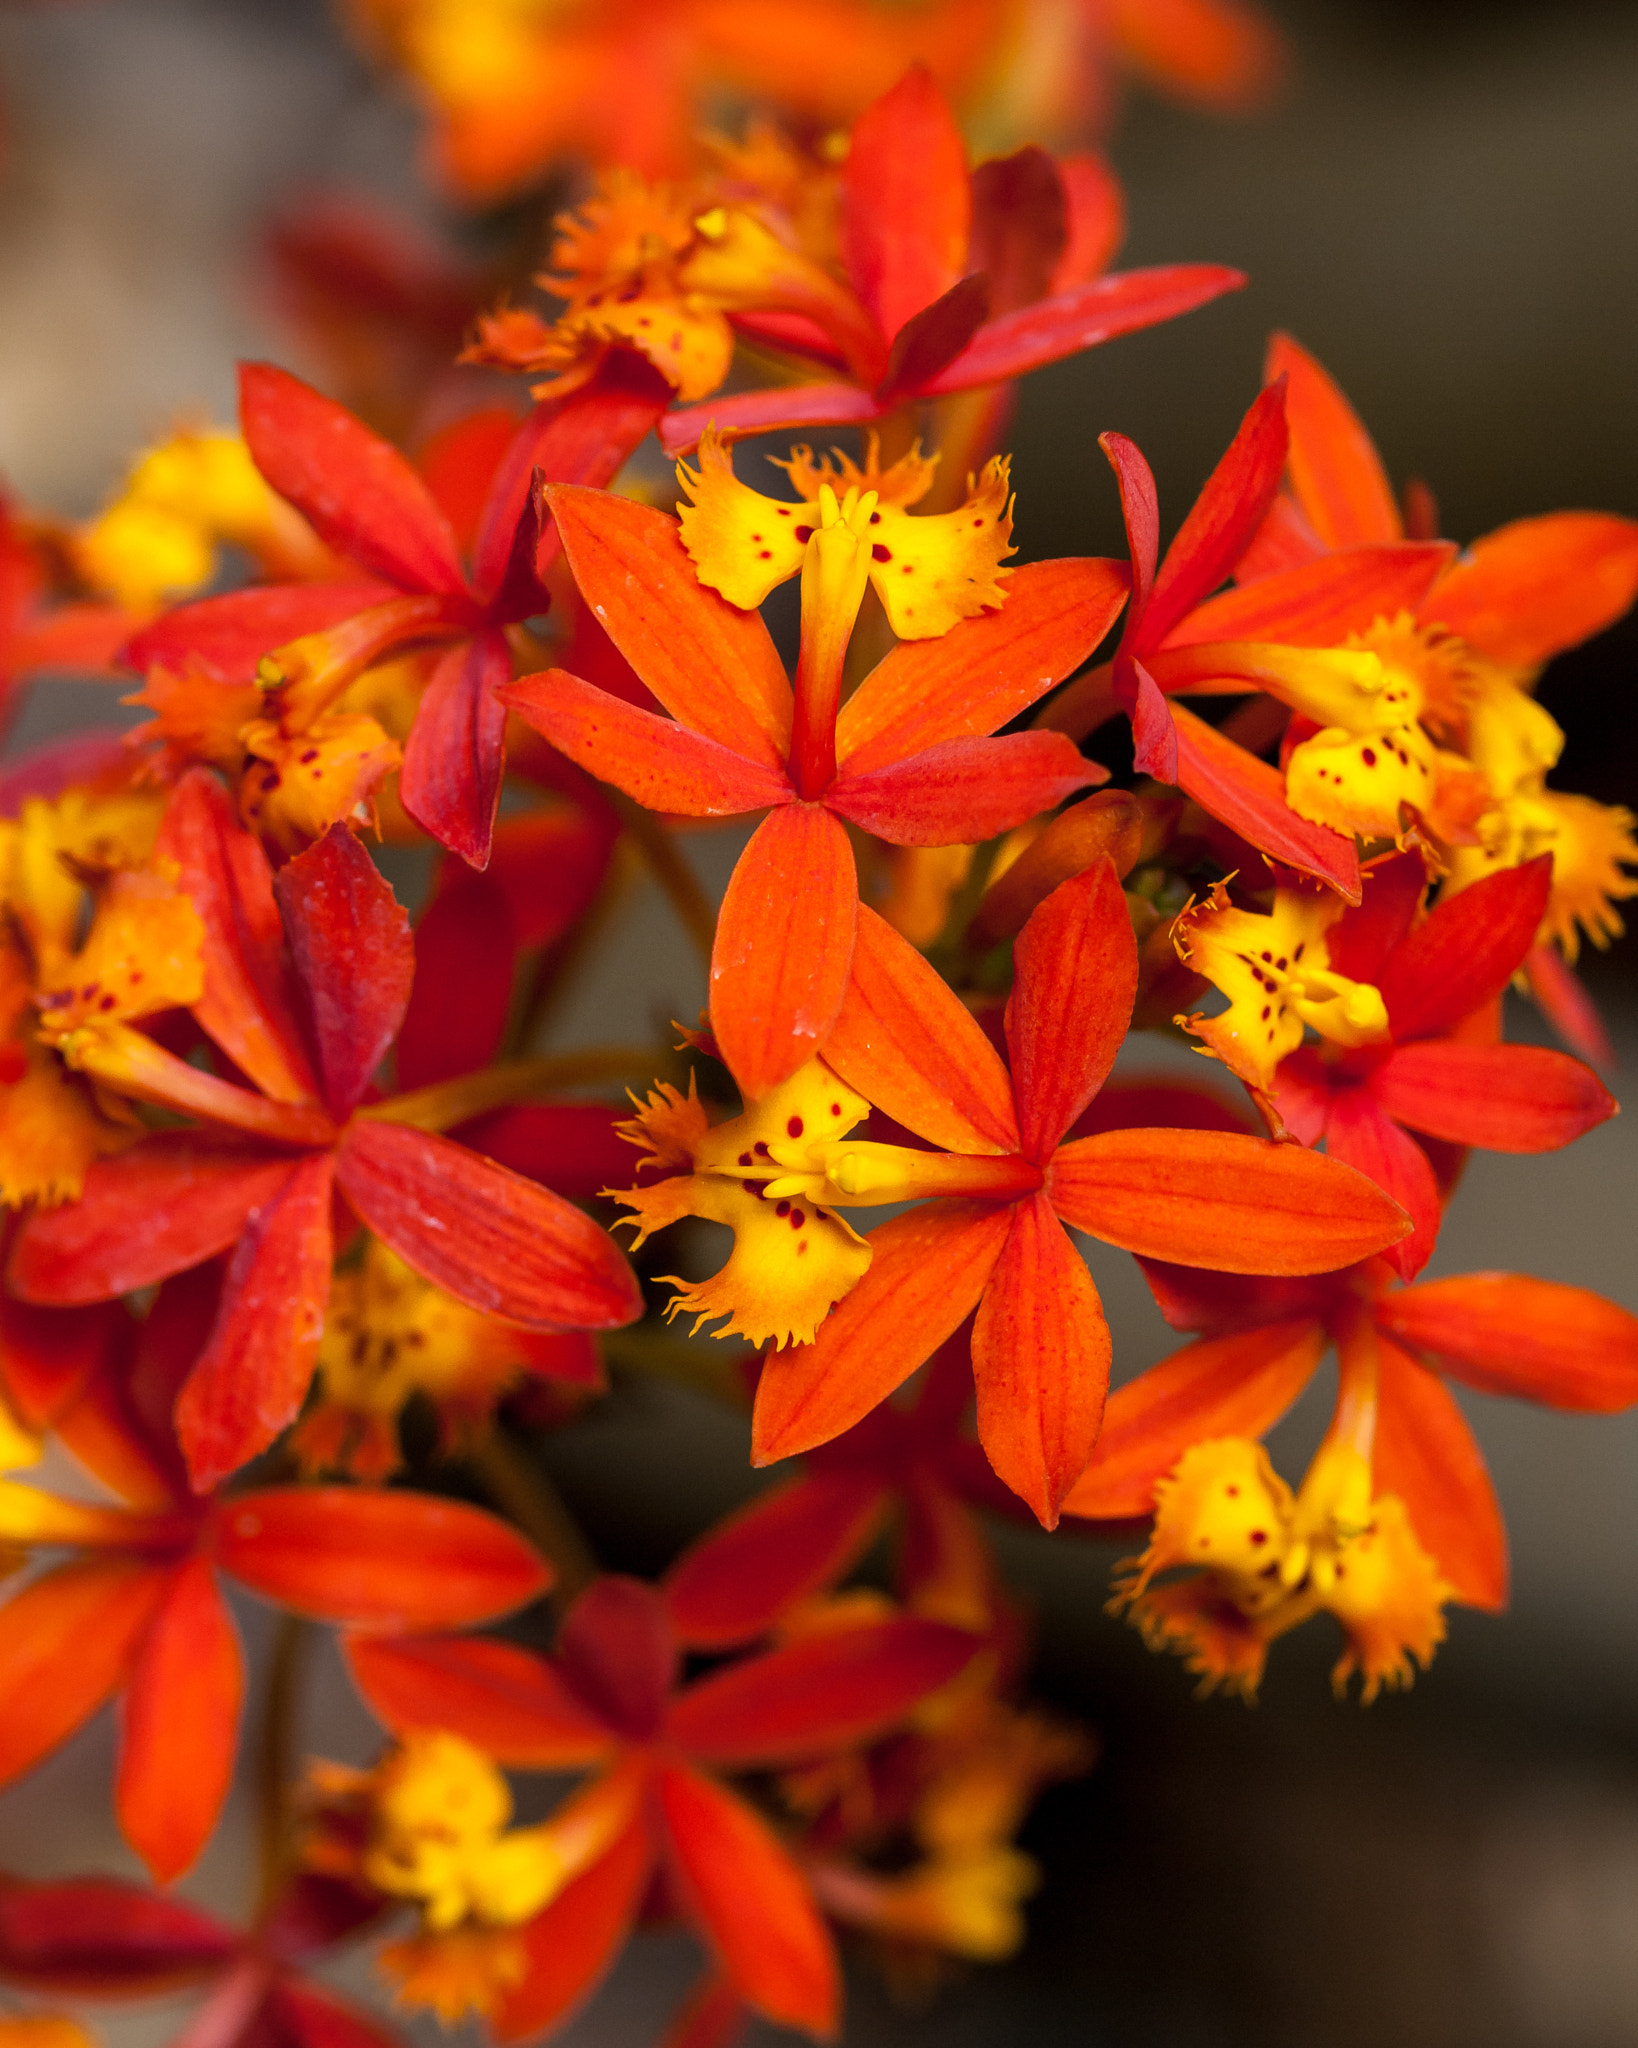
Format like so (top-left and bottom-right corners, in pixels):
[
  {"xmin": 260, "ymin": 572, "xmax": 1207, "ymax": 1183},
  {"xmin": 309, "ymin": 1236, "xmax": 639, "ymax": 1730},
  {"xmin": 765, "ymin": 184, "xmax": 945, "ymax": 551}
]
[{"xmin": 0, "ymin": 10, "xmax": 1633, "ymax": 2048}]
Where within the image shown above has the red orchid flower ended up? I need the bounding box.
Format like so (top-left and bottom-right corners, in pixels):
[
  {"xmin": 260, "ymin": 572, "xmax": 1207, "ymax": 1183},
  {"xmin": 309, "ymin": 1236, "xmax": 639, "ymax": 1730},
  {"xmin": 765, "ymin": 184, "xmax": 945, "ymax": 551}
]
[
  {"xmin": 1065, "ymin": 1250, "xmax": 1638, "ymax": 1616},
  {"xmin": 751, "ymin": 861, "xmax": 1411, "ymax": 1526},
  {"xmin": 0, "ymin": 1284, "xmax": 552, "ymax": 1885},
  {"xmin": 501, "ymin": 484, "xmax": 1126, "ymax": 1096},
  {"xmin": 8, "ymin": 771, "xmax": 641, "ymax": 1491},
  {"xmin": 660, "ymin": 67, "xmax": 1243, "ymax": 455},
  {"xmin": 1268, "ymin": 851, "xmax": 1614, "ymax": 1279},
  {"xmin": 125, "ymin": 355, "xmax": 670, "ymax": 865},
  {"xmin": 0, "ymin": 498, "xmax": 133, "ymax": 731},
  {"xmin": 0, "ymin": 1867, "xmax": 395, "ymax": 2048},
  {"xmin": 345, "ymin": 1573, "xmax": 980, "ymax": 2041}
]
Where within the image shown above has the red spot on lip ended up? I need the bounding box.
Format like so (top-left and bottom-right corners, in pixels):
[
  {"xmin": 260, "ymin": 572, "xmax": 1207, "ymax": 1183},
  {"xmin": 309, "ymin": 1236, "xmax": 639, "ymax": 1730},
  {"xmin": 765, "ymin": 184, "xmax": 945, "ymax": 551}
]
[
  {"xmin": 738, "ymin": 1152, "xmax": 753, "ymax": 1166},
  {"xmin": 789, "ymin": 1209, "xmax": 804, "ymax": 1229},
  {"xmin": 754, "ymin": 1141, "xmax": 770, "ymax": 1156},
  {"xmin": 794, "ymin": 525, "xmax": 813, "ymax": 542},
  {"xmin": 872, "ymin": 544, "xmax": 892, "ymax": 562},
  {"xmin": 787, "ymin": 1115, "xmax": 804, "ymax": 1138},
  {"xmin": 775, "ymin": 1200, "xmax": 791, "ymax": 1217}
]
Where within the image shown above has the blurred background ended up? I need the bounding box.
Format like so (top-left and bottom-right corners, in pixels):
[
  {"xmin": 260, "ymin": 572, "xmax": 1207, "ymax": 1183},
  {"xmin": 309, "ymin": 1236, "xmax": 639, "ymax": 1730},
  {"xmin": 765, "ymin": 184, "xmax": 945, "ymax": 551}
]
[{"xmin": 0, "ymin": 1, "xmax": 1635, "ymax": 2042}]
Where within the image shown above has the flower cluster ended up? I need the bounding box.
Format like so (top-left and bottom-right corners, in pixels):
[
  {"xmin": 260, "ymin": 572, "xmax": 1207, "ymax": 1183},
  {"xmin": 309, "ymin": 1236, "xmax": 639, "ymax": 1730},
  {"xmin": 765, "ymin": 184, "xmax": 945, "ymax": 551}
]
[{"xmin": 0, "ymin": 9, "xmax": 1634, "ymax": 2048}]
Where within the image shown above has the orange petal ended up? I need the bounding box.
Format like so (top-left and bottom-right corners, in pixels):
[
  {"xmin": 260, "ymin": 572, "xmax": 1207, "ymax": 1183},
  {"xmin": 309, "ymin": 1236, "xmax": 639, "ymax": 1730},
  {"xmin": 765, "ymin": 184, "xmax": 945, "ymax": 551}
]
[
  {"xmin": 710, "ymin": 804, "xmax": 856, "ymax": 1099},
  {"xmin": 1063, "ymin": 1318, "xmax": 1326, "ymax": 1518},
  {"xmin": 1049, "ymin": 1128, "xmax": 1409, "ymax": 1272},
  {"xmin": 971, "ymin": 1194, "xmax": 1110, "ymax": 1526},
  {"xmin": 753, "ymin": 1202, "xmax": 1013, "ymax": 1463},
  {"xmin": 658, "ymin": 1763, "xmax": 838, "ymax": 2036},
  {"xmin": 822, "ymin": 903, "xmax": 1018, "ymax": 1153},
  {"xmin": 1372, "ymin": 1041, "xmax": 1614, "ymax": 1154},
  {"xmin": 1009, "ymin": 861, "xmax": 1136, "ymax": 1160},
  {"xmin": 1377, "ymin": 1274, "xmax": 1638, "ymax": 1412},
  {"xmin": 1374, "ymin": 1334, "xmax": 1506, "ymax": 1611},
  {"xmin": 345, "ymin": 1633, "xmax": 613, "ymax": 1766},
  {"xmin": 491, "ymin": 1815, "xmax": 652, "ymax": 2044},
  {"xmin": 1420, "ymin": 512, "xmax": 1638, "ymax": 667},
  {"xmin": 840, "ymin": 65, "xmax": 967, "ymax": 345},
  {"xmin": 0, "ymin": 1559, "xmax": 168, "ymax": 1786},
  {"xmin": 545, "ymin": 487, "xmax": 792, "ymax": 767},
  {"xmin": 1164, "ymin": 541, "xmax": 1453, "ymax": 649},
  {"xmin": 116, "ymin": 1556, "xmax": 244, "ymax": 1883},
  {"xmin": 1264, "ymin": 334, "xmax": 1401, "ymax": 548}
]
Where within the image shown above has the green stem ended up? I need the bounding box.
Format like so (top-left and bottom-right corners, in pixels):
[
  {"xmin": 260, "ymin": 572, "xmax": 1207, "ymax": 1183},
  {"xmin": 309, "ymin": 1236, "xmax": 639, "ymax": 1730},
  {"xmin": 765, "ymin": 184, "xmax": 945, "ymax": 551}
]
[
  {"xmin": 467, "ymin": 1426, "xmax": 597, "ymax": 1609},
  {"xmin": 606, "ymin": 792, "xmax": 717, "ymax": 973},
  {"xmin": 362, "ymin": 1049, "xmax": 659, "ymax": 1133},
  {"xmin": 255, "ymin": 1614, "xmax": 307, "ymax": 1920}
]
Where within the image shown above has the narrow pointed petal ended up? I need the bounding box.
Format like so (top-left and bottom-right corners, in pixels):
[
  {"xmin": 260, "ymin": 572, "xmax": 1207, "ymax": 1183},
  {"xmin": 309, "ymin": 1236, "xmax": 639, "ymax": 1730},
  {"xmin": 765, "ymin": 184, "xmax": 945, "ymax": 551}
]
[
  {"xmin": 269, "ymin": 1982, "xmax": 402, "ymax": 2048},
  {"xmin": 501, "ymin": 668, "xmax": 794, "ymax": 815},
  {"xmin": 556, "ymin": 1577, "xmax": 677, "ymax": 1740},
  {"xmin": 827, "ymin": 731, "xmax": 1100, "ymax": 845},
  {"xmin": 0, "ymin": 1296, "xmax": 123, "ymax": 1430},
  {"xmin": 274, "ymin": 827, "xmax": 414, "ymax": 1120},
  {"xmin": 0, "ymin": 1560, "xmax": 168, "ymax": 1785},
  {"xmin": 1419, "ymin": 511, "xmax": 1638, "ymax": 666},
  {"xmin": 545, "ymin": 487, "xmax": 792, "ymax": 766},
  {"xmin": 1374, "ymin": 1334, "xmax": 1507, "ymax": 1611},
  {"xmin": 663, "ymin": 1475, "xmax": 887, "ymax": 1650},
  {"xmin": 659, "ymin": 1764, "xmax": 839, "ymax": 2036},
  {"xmin": 1325, "ymin": 848, "xmax": 1426, "ymax": 984},
  {"xmin": 1265, "ymin": 334, "xmax": 1401, "ymax": 547},
  {"xmin": 1321, "ymin": 1088, "xmax": 1440, "ymax": 1282},
  {"xmin": 969, "ymin": 145, "xmax": 1068, "ymax": 314},
  {"xmin": 125, "ymin": 582, "xmax": 398, "ymax": 686},
  {"xmin": 1377, "ymin": 1275, "xmax": 1638, "ymax": 1411},
  {"xmin": 876, "ymin": 274, "xmax": 991, "ymax": 403},
  {"xmin": 1373, "ymin": 1041, "xmax": 1615, "ymax": 1153},
  {"xmin": 336, "ymin": 1120, "xmax": 642, "ymax": 1329},
  {"xmin": 240, "ymin": 363, "xmax": 467, "ymax": 594},
  {"xmin": 1121, "ymin": 655, "xmax": 1179, "ymax": 781},
  {"xmin": 10, "ymin": 1139, "xmax": 293, "ymax": 1305},
  {"xmin": 1375, "ymin": 856, "xmax": 1551, "ymax": 1041},
  {"xmin": 218, "ymin": 1487, "xmax": 551, "ymax": 1628},
  {"xmin": 842, "ymin": 65, "xmax": 967, "ymax": 345},
  {"xmin": 116, "ymin": 1557, "xmax": 243, "ymax": 1884},
  {"xmin": 1010, "ymin": 861, "xmax": 1137, "ymax": 1159},
  {"xmin": 923, "ymin": 265, "xmax": 1244, "ymax": 395},
  {"xmin": 668, "ymin": 1615, "xmax": 977, "ymax": 1766},
  {"xmin": 1141, "ymin": 382, "xmax": 1289, "ymax": 651},
  {"xmin": 753, "ymin": 1203, "xmax": 1013, "ymax": 1463},
  {"xmin": 710, "ymin": 803, "xmax": 856, "ymax": 1099},
  {"xmin": 1049, "ymin": 1128, "xmax": 1409, "ymax": 1272},
  {"xmin": 0, "ymin": 1876, "xmax": 236, "ymax": 1991},
  {"xmin": 398, "ymin": 629, "xmax": 510, "ymax": 868},
  {"xmin": 346, "ymin": 1634, "xmax": 612, "ymax": 1763},
  {"xmin": 1524, "ymin": 943, "xmax": 1615, "ymax": 1071},
  {"xmin": 971, "ymin": 1194, "xmax": 1110, "ymax": 1526},
  {"xmin": 174, "ymin": 1152, "xmax": 334, "ymax": 1490},
  {"xmin": 823, "ymin": 904, "xmax": 1018, "ymax": 1153},
  {"xmin": 396, "ymin": 873, "xmax": 514, "ymax": 1092},
  {"xmin": 1171, "ymin": 700, "xmax": 1362, "ymax": 899},
  {"xmin": 837, "ymin": 557, "xmax": 1129, "ymax": 772},
  {"xmin": 156, "ymin": 770, "xmax": 318, "ymax": 1105},
  {"xmin": 492, "ymin": 1819, "xmax": 653, "ymax": 2044},
  {"xmin": 659, "ymin": 381, "xmax": 882, "ymax": 457},
  {"xmin": 1100, "ymin": 431, "xmax": 1158, "ymax": 617},
  {"xmin": 1167, "ymin": 543, "xmax": 1453, "ymax": 648},
  {"xmin": 1062, "ymin": 1318, "xmax": 1326, "ymax": 1518}
]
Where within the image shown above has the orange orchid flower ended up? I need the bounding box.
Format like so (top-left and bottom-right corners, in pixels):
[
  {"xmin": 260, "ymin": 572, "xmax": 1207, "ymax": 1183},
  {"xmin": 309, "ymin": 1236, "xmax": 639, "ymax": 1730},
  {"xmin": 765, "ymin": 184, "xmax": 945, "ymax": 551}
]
[{"xmin": 751, "ymin": 861, "xmax": 1411, "ymax": 1526}]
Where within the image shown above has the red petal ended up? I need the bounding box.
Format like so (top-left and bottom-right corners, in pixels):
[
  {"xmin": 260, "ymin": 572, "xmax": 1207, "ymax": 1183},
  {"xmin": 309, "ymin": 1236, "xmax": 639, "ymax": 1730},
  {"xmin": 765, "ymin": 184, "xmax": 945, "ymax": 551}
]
[
  {"xmin": 1063, "ymin": 1319, "xmax": 1326, "ymax": 1518},
  {"xmin": 823, "ymin": 903, "xmax": 1018, "ymax": 1153},
  {"xmin": 0, "ymin": 1559, "xmax": 168, "ymax": 1786},
  {"xmin": 545, "ymin": 487, "xmax": 791, "ymax": 766},
  {"xmin": 1100, "ymin": 431, "xmax": 1158, "ymax": 620},
  {"xmin": 1120, "ymin": 654, "xmax": 1179, "ymax": 782},
  {"xmin": 663, "ymin": 1475, "xmax": 887, "ymax": 1650},
  {"xmin": 1376, "ymin": 855, "xmax": 1550, "ymax": 1042},
  {"xmin": 1325, "ymin": 848, "xmax": 1426, "ymax": 985},
  {"xmin": 396, "ymin": 871, "xmax": 515, "ymax": 1092},
  {"xmin": 875, "ymin": 274, "xmax": 990, "ymax": 403},
  {"xmin": 344, "ymin": 1633, "xmax": 611, "ymax": 1763},
  {"xmin": 398, "ymin": 629, "xmax": 510, "ymax": 867},
  {"xmin": 1049, "ymin": 1127, "xmax": 1409, "ymax": 1271},
  {"xmin": 1052, "ymin": 151, "xmax": 1124, "ymax": 289},
  {"xmin": 710, "ymin": 803, "xmax": 856, "ymax": 1099},
  {"xmin": 156, "ymin": 770, "xmax": 319, "ymax": 1105},
  {"xmin": 1140, "ymin": 382, "xmax": 1289, "ymax": 652},
  {"xmin": 838, "ymin": 557, "xmax": 1129, "ymax": 773},
  {"xmin": 1373, "ymin": 1333, "xmax": 1506, "ymax": 1610},
  {"xmin": 1137, "ymin": 1255, "xmax": 1337, "ymax": 1336},
  {"xmin": 968, "ymin": 146, "xmax": 1068, "ymax": 315},
  {"xmin": 841, "ymin": 65, "xmax": 966, "ymax": 345},
  {"xmin": 335, "ymin": 1119, "xmax": 642, "ymax": 1329},
  {"xmin": 1071, "ymin": 1075, "xmax": 1255, "ymax": 1140},
  {"xmin": 239, "ymin": 363, "xmax": 466, "ymax": 595},
  {"xmin": 1377, "ymin": 1275, "xmax": 1638, "ymax": 1411},
  {"xmin": 491, "ymin": 1817, "xmax": 652, "ymax": 2044},
  {"xmin": 275, "ymin": 827, "xmax": 414, "ymax": 1120},
  {"xmin": 0, "ymin": 1878, "xmax": 234, "ymax": 1993},
  {"xmin": 501, "ymin": 667, "xmax": 794, "ymax": 815},
  {"xmin": 1264, "ymin": 334, "xmax": 1401, "ymax": 547},
  {"xmin": 1167, "ymin": 542, "xmax": 1453, "ymax": 648},
  {"xmin": 174, "ymin": 1151, "xmax": 335, "ymax": 1492},
  {"xmin": 556, "ymin": 1577, "xmax": 677, "ymax": 1740},
  {"xmin": 1009, "ymin": 860, "xmax": 1137, "ymax": 1159},
  {"xmin": 269, "ymin": 1981, "xmax": 403, "ymax": 2048},
  {"xmin": 453, "ymin": 1102, "xmax": 633, "ymax": 1201},
  {"xmin": 658, "ymin": 382, "xmax": 881, "ymax": 457},
  {"xmin": 1419, "ymin": 511, "xmax": 1638, "ymax": 666},
  {"xmin": 1372, "ymin": 1041, "xmax": 1614, "ymax": 1153},
  {"xmin": 116, "ymin": 1557, "xmax": 243, "ymax": 1883},
  {"xmin": 0, "ymin": 1297, "xmax": 123, "ymax": 1430},
  {"xmin": 1171, "ymin": 700, "xmax": 1362, "ymax": 899},
  {"xmin": 9, "ymin": 1138, "xmax": 291, "ymax": 1305},
  {"xmin": 970, "ymin": 1194, "xmax": 1110, "ymax": 1526},
  {"xmin": 125, "ymin": 582, "xmax": 396, "ymax": 686},
  {"xmin": 658, "ymin": 1764, "xmax": 838, "ymax": 2035},
  {"xmin": 665, "ymin": 1617, "xmax": 978, "ymax": 1764},
  {"xmin": 1322, "ymin": 1087, "xmax": 1441, "ymax": 1282},
  {"xmin": 752, "ymin": 1203, "xmax": 1014, "ymax": 1462},
  {"xmin": 922, "ymin": 265, "xmax": 1244, "ymax": 395},
  {"xmin": 216, "ymin": 1487, "xmax": 551, "ymax": 1629},
  {"xmin": 828, "ymin": 731, "xmax": 1099, "ymax": 845},
  {"xmin": 1523, "ymin": 943, "xmax": 1615, "ymax": 1071},
  {"xmin": 416, "ymin": 406, "xmax": 519, "ymax": 555}
]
